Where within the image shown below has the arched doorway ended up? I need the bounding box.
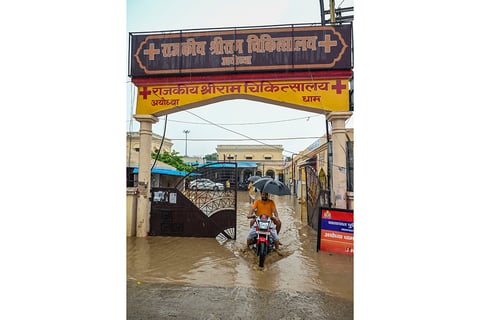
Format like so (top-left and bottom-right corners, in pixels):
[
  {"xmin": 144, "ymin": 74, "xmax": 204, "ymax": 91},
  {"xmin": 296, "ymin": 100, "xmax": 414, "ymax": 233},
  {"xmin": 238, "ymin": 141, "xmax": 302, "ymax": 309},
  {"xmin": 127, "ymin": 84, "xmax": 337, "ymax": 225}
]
[
  {"xmin": 265, "ymin": 169, "xmax": 275, "ymax": 178},
  {"xmin": 319, "ymin": 168, "xmax": 327, "ymax": 189},
  {"xmin": 242, "ymin": 169, "xmax": 254, "ymax": 182}
]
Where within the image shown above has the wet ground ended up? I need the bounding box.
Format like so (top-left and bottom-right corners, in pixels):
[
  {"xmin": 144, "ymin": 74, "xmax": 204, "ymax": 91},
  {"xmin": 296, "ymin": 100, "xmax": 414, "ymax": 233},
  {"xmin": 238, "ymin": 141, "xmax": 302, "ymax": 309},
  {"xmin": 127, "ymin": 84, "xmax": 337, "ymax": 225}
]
[{"xmin": 127, "ymin": 191, "xmax": 353, "ymax": 319}]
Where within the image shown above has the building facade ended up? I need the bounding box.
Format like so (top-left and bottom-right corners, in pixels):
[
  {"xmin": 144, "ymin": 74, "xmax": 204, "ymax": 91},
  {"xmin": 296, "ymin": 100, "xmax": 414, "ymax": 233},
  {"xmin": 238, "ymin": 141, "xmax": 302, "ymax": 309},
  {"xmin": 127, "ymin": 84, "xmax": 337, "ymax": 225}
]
[
  {"xmin": 126, "ymin": 131, "xmax": 179, "ymax": 188},
  {"xmin": 126, "ymin": 131, "xmax": 173, "ymax": 166},
  {"xmin": 216, "ymin": 144, "xmax": 287, "ymax": 182},
  {"xmin": 284, "ymin": 128, "xmax": 354, "ymax": 208}
]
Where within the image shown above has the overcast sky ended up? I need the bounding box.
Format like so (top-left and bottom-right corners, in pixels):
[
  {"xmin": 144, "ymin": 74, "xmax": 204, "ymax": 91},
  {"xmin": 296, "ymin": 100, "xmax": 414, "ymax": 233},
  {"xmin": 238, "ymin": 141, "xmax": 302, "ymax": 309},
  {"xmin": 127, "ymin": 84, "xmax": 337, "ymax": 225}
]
[{"xmin": 126, "ymin": 0, "xmax": 354, "ymax": 158}]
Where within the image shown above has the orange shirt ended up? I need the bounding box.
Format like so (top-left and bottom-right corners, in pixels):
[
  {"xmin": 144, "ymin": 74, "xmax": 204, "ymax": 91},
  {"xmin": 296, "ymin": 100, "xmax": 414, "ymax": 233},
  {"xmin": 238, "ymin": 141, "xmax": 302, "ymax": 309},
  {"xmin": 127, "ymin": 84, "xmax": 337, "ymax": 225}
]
[{"xmin": 252, "ymin": 199, "xmax": 276, "ymax": 218}]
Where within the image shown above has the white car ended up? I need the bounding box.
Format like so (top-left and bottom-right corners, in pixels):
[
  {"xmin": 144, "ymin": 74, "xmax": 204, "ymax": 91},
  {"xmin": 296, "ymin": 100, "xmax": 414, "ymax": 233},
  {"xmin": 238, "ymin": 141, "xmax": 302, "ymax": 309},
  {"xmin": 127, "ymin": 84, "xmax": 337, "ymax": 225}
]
[{"xmin": 188, "ymin": 178, "xmax": 224, "ymax": 191}]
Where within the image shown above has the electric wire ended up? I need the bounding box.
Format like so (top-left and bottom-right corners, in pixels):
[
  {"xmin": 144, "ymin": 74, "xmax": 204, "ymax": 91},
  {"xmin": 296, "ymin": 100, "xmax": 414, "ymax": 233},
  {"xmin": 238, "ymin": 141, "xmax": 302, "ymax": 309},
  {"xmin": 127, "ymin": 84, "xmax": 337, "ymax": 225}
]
[
  {"xmin": 151, "ymin": 114, "xmax": 168, "ymax": 170},
  {"xmin": 127, "ymin": 82, "xmax": 137, "ymax": 167},
  {"xmin": 182, "ymin": 110, "xmax": 349, "ymax": 170},
  {"xmin": 162, "ymin": 114, "xmax": 321, "ymax": 126},
  {"xmin": 167, "ymin": 137, "xmax": 322, "ymax": 141},
  {"xmin": 184, "ymin": 110, "xmax": 292, "ymax": 152}
]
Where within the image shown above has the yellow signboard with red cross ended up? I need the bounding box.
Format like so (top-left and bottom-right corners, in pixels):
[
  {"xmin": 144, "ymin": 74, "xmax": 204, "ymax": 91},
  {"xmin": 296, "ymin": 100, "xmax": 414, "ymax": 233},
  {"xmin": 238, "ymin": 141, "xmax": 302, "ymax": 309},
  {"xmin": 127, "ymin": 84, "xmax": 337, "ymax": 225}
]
[{"xmin": 135, "ymin": 77, "xmax": 349, "ymax": 115}]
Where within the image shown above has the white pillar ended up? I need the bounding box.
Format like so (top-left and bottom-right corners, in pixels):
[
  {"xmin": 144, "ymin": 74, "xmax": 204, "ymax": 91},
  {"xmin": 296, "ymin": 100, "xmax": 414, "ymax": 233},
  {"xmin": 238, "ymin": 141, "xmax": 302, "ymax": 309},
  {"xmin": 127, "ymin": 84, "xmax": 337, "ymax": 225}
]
[
  {"xmin": 133, "ymin": 114, "xmax": 158, "ymax": 237},
  {"xmin": 326, "ymin": 111, "xmax": 352, "ymax": 209}
]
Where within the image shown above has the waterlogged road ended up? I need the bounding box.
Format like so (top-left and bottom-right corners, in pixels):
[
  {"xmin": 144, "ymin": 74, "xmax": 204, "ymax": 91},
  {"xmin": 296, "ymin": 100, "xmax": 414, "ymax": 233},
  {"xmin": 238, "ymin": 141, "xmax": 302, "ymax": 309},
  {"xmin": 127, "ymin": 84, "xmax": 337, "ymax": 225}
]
[{"xmin": 127, "ymin": 191, "xmax": 353, "ymax": 319}]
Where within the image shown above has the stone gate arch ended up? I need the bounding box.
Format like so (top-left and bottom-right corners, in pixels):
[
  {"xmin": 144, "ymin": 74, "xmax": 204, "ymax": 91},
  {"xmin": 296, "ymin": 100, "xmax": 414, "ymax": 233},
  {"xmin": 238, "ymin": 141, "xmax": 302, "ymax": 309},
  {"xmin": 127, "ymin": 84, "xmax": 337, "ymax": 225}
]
[{"xmin": 129, "ymin": 23, "xmax": 353, "ymax": 237}]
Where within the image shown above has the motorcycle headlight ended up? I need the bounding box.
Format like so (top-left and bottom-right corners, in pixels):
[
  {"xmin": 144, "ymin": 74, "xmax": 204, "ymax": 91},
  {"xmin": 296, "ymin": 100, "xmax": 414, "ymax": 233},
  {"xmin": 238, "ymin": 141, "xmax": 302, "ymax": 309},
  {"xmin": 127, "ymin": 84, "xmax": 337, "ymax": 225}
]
[{"xmin": 258, "ymin": 221, "xmax": 269, "ymax": 229}]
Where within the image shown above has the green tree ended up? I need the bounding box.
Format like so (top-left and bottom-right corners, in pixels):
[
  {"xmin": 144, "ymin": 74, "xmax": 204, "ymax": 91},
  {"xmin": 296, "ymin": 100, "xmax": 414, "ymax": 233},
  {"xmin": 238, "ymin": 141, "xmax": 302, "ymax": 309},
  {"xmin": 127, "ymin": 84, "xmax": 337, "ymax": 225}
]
[
  {"xmin": 204, "ymin": 153, "xmax": 218, "ymax": 161},
  {"xmin": 151, "ymin": 150, "xmax": 195, "ymax": 172}
]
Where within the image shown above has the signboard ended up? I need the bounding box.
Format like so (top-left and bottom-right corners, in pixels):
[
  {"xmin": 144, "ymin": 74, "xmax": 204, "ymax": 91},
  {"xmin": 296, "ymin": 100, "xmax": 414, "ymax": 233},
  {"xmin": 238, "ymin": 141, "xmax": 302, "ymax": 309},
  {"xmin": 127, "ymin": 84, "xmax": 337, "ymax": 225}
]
[
  {"xmin": 318, "ymin": 208, "xmax": 353, "ymax": 256},
  {"xmin": 134, "ymin": 78, "xmax": 349, "ymax": 115},
  {"xmin": 129, "ymin": 24, "xmax": 352, "ymax": 76}
]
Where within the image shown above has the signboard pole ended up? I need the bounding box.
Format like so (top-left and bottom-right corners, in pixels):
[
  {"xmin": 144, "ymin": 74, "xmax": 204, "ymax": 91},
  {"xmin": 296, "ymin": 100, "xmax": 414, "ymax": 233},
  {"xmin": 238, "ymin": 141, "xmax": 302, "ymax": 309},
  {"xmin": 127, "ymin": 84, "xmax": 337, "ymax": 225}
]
[{"xmin": 317, "ymin": 206, "xmax": 323, "ymax": 252}]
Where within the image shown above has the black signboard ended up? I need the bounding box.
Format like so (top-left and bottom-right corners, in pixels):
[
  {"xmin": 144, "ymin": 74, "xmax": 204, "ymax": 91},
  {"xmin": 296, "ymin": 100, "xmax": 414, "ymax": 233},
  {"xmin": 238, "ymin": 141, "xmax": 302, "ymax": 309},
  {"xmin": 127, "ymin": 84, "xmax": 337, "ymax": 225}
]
[{"xmin": 129, "ymin": 24, "xmax": 352, "ymax": 77}]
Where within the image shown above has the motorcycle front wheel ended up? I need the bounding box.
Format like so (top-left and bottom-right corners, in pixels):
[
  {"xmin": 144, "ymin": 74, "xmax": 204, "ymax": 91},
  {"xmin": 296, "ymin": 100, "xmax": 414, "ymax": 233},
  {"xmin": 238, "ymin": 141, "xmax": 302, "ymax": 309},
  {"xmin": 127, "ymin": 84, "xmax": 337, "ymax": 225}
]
[{"xmin": 258, "ymin": 242, "xmax": 266, "ymax": 267}]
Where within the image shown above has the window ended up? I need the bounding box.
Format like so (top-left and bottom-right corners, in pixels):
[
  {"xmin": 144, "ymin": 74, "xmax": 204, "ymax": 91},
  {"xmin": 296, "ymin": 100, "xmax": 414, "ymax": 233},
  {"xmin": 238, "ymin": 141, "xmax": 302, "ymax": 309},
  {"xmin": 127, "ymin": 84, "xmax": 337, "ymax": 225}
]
[
  {"xmin": 263, "ymin": 154, "xmax": 272, "ymax": 160},
  {"xmin": 126, "ymin": 168, "xmax": 135, "ymax": 187}
]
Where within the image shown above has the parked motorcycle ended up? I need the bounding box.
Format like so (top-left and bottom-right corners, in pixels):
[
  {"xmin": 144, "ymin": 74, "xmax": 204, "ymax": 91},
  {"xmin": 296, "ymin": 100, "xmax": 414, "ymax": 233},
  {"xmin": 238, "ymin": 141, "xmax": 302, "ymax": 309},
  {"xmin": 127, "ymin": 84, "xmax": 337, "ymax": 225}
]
[{"xmin": 248, "ymin": 214, "xmax": 275, "ymax": 267}]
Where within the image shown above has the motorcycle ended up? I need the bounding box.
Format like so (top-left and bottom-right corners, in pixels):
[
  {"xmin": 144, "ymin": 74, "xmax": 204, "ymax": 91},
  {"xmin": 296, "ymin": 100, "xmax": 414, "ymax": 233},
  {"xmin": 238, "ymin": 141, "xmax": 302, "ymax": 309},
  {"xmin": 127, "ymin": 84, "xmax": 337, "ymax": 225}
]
[{"xmin": 247, "ymin": 214, "xmax": 276, "ymax": 267}]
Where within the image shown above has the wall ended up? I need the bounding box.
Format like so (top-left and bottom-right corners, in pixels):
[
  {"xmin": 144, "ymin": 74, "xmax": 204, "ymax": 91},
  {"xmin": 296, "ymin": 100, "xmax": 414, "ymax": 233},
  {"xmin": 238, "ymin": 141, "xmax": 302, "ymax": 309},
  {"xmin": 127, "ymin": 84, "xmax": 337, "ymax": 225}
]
[
  {"xmin": 216, "ymin": 144, "xmax": 283, "ymax": 161},
  {"xmin": 126, "ymin": 187, "xmax": 137, "ymax": 237}
]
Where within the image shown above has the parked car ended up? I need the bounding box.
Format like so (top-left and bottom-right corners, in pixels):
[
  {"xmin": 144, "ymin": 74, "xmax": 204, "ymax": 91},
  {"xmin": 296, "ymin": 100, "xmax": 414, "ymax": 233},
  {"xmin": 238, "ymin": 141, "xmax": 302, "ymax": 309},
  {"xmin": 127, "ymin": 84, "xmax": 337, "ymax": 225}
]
[
  {"xmin": 238, "ymin": 181, "xmax": 249, "ymax": 190},
  {"xmin": 188, "ymin": 178, "xmax": 225, "ymax": 191}
]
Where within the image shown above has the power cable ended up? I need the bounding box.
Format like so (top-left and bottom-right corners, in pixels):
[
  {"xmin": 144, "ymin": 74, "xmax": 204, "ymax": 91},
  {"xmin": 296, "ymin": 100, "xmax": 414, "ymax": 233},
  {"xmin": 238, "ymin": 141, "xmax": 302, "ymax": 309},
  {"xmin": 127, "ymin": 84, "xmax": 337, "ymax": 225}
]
[
  {"xmin": 151, "ymin": 114, "xmax": 168, "ymax": 170},
  {"xmin": 166, "ymin": 137, "xmax": 322, "ymax": 141},
  {"xmin": 161, "ymin": 114, "xmax": 321, "ymax": 126},
  {"xmin": 183, "ymin": 110, "xmax": 349, "ymax": 170},
  {"xmin": 185, "ymin": 110, "xmax": 288, "ymax": 152},
  {"xmin": 127, "ymin": 82, "xmax": 137, "ymax": 167}
]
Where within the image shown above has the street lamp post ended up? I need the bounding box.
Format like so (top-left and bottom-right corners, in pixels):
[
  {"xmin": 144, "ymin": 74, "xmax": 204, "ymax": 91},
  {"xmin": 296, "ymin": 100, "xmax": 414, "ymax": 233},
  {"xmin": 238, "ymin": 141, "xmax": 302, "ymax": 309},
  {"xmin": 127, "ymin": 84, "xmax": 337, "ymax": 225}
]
[
  {"xmin": 291, "ymin": 153, "xmax": 298, "ymax": 195},
  {"xmin": 183, "ymin": 129, "xmax": 190, "ymax": 157}
]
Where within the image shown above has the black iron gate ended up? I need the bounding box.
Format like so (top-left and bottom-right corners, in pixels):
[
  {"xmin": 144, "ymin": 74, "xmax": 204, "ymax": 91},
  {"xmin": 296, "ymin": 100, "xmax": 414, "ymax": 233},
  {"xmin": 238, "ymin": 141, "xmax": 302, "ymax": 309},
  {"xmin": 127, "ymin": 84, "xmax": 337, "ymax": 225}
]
[
  {"xmin": 304, "ymin": 165, "xmax": 330, "ymax": 231},
  {"xmin": 149, "ymin": 162, "xmax": 237, "ymax": 240}
]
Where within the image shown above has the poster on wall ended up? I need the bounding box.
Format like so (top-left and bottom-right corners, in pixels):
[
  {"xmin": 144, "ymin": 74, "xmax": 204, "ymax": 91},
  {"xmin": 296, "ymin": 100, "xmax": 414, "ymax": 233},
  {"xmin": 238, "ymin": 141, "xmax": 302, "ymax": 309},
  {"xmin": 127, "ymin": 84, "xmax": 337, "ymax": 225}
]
[{"xmin": 318, "ymin": 208, "xmax": 354, "ymax": 256}]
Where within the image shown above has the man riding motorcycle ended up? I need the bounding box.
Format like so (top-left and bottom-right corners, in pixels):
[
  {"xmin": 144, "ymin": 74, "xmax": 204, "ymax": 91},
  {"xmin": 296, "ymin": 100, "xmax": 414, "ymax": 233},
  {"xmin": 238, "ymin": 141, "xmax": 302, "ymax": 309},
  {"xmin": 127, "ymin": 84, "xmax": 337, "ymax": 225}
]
[{"xmin": 246, "ymin": 192, "xmax": 282, "ymax": 250}]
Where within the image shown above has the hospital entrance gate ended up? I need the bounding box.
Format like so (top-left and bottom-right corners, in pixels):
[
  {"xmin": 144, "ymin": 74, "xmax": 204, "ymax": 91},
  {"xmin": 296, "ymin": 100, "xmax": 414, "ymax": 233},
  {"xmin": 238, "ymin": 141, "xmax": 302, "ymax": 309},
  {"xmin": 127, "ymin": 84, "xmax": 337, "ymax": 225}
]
[{"xmin": 129, "ymin": 23, "xmax": 353, "ymax": 237}]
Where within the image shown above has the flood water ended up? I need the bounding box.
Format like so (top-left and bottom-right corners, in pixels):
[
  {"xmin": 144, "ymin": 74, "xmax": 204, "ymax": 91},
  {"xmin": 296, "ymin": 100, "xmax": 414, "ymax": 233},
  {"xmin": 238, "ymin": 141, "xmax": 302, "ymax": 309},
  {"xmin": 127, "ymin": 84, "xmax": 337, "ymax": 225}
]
[{"xmin": 127, "ymin": 191, "xmax": 353, "ymax": 301}]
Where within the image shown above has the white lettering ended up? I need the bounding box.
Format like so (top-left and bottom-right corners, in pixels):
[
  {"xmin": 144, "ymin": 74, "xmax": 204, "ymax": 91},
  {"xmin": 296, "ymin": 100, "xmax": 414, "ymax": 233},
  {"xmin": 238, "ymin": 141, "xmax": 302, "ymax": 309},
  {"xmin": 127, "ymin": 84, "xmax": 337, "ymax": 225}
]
[
  {"xmin": 328, "ymin": 221, "xmax": 347, "ymax": 227},
  {"xmin": 324, "ymin": 232, "xmax": 343, "ymax": 239}
]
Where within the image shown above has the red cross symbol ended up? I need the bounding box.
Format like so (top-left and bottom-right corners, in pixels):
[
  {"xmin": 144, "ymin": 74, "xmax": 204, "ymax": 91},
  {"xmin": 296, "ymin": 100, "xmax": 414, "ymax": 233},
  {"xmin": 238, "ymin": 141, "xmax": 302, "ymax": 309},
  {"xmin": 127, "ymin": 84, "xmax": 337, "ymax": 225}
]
[
  {"xmin": 331, "ymin": 80, "xmax": 346, "ymax": 94},
  {"xmin": 139, "ymin": 87, "xmax": 151, "ymax": 99}
]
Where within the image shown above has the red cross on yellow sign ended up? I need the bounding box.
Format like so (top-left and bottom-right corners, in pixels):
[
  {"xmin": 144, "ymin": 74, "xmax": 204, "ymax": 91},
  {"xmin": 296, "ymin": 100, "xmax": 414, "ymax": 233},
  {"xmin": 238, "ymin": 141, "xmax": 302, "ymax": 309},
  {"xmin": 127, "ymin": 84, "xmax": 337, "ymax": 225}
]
[{"xmin": 134, "ymin": 74, "xmax": 350, "ymax": 116}]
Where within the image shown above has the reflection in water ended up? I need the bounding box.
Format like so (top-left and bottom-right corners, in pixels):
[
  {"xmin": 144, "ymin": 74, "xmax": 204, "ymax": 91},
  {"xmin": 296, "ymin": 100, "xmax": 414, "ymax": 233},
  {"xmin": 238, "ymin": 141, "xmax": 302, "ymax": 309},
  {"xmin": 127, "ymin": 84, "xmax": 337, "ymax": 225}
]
[{"xmin": 127, "ymin": 191, "xmax": 353, "ymax": 301}]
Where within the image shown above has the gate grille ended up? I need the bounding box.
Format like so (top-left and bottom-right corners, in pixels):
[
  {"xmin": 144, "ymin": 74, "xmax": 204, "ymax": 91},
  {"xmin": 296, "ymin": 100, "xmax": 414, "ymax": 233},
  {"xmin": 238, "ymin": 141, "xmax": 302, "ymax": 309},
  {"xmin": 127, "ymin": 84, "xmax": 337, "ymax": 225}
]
[
  {"xmin": 304, "ymin": 165, "xmax": 330, "ymax": 231},
  {"xmin": 149, "ymin": 162, "xmax": 237, "ymax": 239}
]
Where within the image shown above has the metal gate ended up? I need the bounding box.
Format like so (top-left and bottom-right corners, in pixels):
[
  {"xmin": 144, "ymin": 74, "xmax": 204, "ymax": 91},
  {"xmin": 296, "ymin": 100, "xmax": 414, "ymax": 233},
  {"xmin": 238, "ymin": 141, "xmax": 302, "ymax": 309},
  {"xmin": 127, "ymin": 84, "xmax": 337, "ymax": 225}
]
[
  {"xmin": 149, "ymin": 162, "xmax": 237, "ymax": 240},
  {"xmin": 304, "ymin": 165, "xmax": 330, "ymax": 231}
]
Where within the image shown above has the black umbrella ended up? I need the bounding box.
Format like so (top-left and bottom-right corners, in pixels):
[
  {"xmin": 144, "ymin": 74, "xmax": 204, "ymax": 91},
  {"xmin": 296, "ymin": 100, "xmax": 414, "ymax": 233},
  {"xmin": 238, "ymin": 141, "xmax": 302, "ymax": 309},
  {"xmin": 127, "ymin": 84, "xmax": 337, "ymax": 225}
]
[
  {"xmin": 251, "ymin": 177, "xmax": 272, "ymax": 191},
  {"xmin": 253, "ymin": 177, "xmax": 291, "ymax": 196},
  {"xmin": 247, "ymin": 175, "xmax": 263, "ymax": 182}
]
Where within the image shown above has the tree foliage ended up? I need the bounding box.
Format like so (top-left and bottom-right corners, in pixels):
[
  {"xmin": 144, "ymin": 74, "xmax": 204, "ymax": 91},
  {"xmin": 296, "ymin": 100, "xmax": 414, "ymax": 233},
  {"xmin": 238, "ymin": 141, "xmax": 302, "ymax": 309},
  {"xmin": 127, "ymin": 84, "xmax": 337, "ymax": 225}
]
[
  {"xmin": 151, "ymin": 150, "xmax": 195, "ymax": 172},
  {"xmin": 204, "ymin": 153, "xmax": 218, "ymax": 161}
]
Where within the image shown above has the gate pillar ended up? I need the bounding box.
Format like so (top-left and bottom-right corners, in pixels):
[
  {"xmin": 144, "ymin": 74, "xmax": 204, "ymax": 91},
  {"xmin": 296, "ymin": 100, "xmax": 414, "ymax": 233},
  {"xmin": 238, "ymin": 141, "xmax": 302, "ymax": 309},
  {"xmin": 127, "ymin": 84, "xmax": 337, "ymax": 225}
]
[
  {"xmin": 326, "ymin": 111, "xmax": 352, "ymax": 209},
  {"xmin": 133, "ymin": 114, "xmax": 158, "ymax": 237}
]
